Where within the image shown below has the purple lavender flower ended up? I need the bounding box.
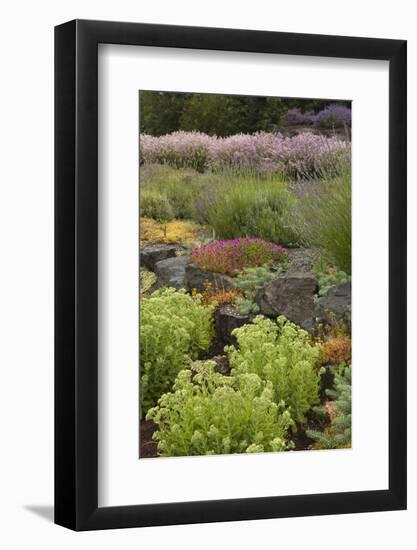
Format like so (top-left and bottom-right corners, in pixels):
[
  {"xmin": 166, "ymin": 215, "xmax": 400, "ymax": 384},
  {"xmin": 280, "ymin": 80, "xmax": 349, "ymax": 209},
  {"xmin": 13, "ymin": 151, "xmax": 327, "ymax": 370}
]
[
  {"xmin": 314, "ymin": 104, "xmax": 351, "ymax": 129},
  {"xmin": 284, "ymin": 108, "xmax": 315, "ymax": 126}
]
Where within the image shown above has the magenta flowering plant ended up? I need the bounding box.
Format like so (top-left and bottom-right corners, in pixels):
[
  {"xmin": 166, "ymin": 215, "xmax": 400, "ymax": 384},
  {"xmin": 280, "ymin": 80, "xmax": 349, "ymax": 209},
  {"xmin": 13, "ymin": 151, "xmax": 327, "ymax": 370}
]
[{"xmin": 191, "ymin": 238, "xmax": 288, "ymax": 274}]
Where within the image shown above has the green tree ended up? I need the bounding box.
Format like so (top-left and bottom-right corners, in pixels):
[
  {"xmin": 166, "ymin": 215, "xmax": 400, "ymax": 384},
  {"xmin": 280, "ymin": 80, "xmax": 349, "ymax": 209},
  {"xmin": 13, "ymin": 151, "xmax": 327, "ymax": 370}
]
[
  {"xmin": 139, "ymin": 91, "xmax": 351, "ymax": 137},
  {"xmin": 179, "ymin": 94, "xmax": 244, "ymax": 136},
  {"xmin": 140, "ymin": 91, "xmax": 190, "ymax": 135}
]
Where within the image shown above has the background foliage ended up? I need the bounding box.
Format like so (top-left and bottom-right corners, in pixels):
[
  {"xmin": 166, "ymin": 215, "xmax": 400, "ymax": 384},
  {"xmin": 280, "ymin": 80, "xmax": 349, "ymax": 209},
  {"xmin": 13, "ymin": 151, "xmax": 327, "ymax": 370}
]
[{"xmin": 140, "ymin": 91, "xmax": 350, "ymax": 136}]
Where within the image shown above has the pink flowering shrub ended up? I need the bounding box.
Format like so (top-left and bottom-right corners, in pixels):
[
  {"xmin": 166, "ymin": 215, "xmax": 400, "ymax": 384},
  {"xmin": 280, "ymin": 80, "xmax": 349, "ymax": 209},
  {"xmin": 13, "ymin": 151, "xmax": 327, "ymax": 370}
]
[
  {"xmin": 140, "ymin": 131, "xmax": 212, "ymax": 172},
  {"xmin": 140, "ymin": 131, "xmax": 349, "ymax": 178},
  {"xmin": 191, "ymin": 238, "xmax": 288, "ymax": 274}
]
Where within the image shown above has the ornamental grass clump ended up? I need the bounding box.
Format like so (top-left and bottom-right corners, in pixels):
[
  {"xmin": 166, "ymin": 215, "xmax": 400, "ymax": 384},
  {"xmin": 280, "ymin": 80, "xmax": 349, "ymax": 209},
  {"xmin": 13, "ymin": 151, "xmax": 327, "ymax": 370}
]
[
  {"xmin": 227, "ymin": 316, "xmax": 322, "ymax": 425},
  {"xmin": 140, "ymin": 189, "xmax": 174, "ymax": 222},
  {"xmin": 140, "ymin": 164, "xmax": 203, "ymax": 219},
  {"xmin": 204, "ymin": 176, "xmax": 299, "ymax": 245},
  {"xmin": 191, "ymin": 238, "xmax": 287, "ymax": 274},
  {"xmin": 295, "ymin": 166, "xmax": 351, "ymax": 273},
  {"xmin": 146, "ymin": 360, "xmax": 295, "ymax": 457},
  {"xmin": 140, "ymin": 288, "xmax": 214, "ymax": 415}
]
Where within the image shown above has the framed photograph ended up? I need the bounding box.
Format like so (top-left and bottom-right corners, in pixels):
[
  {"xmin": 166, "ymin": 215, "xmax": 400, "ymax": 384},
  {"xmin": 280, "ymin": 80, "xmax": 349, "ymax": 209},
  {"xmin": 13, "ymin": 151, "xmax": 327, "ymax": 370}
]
[{"xmin": 55, "ymin": 19, "xmax": 406, "ymax": 530}]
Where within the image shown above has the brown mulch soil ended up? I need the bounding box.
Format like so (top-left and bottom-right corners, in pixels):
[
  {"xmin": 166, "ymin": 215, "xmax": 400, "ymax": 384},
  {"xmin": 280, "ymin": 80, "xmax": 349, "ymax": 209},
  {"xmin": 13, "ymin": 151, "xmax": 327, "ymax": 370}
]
[
  {"xmin": 292, "ymin": 413, "xmax": 330, "ymax": 451},
  {"xmin": 292, "ymin": 428, "xmax": 314, "ymax": 451},
  {"xmin": 139, "ymin": 420, "xmax": 159, "ymax": 458}
]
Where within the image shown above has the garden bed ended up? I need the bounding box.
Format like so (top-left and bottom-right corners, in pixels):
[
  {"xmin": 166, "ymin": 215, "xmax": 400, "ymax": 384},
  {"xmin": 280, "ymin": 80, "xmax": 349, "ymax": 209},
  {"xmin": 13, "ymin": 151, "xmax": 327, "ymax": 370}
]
[{"xmin": 138, "ymin": 96, "xmax": 352, "ymax": 458}]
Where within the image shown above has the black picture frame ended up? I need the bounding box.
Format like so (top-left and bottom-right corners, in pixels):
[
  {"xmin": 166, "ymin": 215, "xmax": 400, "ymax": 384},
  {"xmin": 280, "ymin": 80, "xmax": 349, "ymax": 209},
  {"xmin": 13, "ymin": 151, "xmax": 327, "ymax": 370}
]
[{"xmin": 55, "ymin": 19, "xmax": 407, "ymax": 531}]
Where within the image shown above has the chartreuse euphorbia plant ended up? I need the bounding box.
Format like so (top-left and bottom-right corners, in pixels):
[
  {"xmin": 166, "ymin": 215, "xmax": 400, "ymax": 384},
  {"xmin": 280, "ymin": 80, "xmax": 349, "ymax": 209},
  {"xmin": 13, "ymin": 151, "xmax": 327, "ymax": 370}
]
[{"xmin": 146, "ymin": 360, "xmax": 295, "ymax": 457}]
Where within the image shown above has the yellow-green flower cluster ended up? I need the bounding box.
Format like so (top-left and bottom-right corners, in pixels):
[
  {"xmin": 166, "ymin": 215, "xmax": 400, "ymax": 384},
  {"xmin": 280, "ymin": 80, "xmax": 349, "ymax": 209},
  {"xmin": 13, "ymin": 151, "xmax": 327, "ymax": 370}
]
[
  {"xmin": 227, "ymin": 316, "xmax": 322, "ymax": 425},
  {"xmin": 146, "ymin": 361, "xmax": 294, "ymax": 457},
  {"xmin": 140, "ymin": 288, "xmax": 214, "ymax": 416}
]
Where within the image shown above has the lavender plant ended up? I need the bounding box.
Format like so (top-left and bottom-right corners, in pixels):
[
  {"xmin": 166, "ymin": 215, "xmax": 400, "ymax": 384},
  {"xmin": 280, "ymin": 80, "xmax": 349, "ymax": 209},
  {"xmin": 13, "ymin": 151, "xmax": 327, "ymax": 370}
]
[{"xmin": 314, "ymin": 104, "xmax": 351, "ymax": 129}]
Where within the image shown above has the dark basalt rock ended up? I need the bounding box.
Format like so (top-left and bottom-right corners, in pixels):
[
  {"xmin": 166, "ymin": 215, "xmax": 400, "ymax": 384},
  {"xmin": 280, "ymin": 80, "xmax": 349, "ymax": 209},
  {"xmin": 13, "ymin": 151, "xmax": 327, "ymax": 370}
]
[
  {"xmin": 214, "ymin": 305, "xmax": 252, "ymax": 347},
  {"xmin": 140, "ymin": 244, "xmax": 178, "ymax": 271},
  {"xmin": 185, "ymin": 263, "xmax": 235, "ymax": 293},
  {"xmin": 211, "ymin": 355, "xmax": 231, "ymax": 376},
  {"xmin": 320, "ymin": 364, "xmax": 340, "ymax": 396},
  {"xmin": 154, "ymin": 255, "xmax": 190, "ymax": 289},
  {"xmin": 255, "ymin": 272, "xmax": 318, "ymax": 326},
  {"xmin": 302, "ymin": 282, "xmax": 352, "ymax": 333},
  {"xmin": 317, "ymin": 282, "xmax": 351, "ymax": 319}
]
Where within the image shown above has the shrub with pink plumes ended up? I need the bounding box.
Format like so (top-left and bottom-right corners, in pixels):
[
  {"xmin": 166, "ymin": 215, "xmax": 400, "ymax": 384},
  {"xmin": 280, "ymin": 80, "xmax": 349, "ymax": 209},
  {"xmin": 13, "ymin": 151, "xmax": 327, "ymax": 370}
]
[
  {"xmin": 140, "ymin": 131, "xmax": 213, "ymax": 172},
  {"xmin": 140, "ymin": 131, "xmax": 349, "ymax": 178}
]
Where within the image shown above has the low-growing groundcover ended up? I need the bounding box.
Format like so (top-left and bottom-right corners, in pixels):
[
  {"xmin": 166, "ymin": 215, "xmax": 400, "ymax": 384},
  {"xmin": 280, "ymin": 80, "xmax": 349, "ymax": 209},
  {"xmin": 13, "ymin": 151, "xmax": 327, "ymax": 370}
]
[
  {"xmin": 191, "ymin": 238, "xmax": 287, "ymax": 274},
  {"xmin": 139, "ymin": 91, "xmax": 352, "ymax": 458}
]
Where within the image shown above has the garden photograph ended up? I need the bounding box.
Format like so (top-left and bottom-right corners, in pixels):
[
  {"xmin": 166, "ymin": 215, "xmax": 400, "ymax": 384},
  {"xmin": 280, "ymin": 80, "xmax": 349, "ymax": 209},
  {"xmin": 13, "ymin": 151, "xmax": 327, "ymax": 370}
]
[{"xmin": 139, "ymin": 91, "xmax": 352, "ymax": 459}]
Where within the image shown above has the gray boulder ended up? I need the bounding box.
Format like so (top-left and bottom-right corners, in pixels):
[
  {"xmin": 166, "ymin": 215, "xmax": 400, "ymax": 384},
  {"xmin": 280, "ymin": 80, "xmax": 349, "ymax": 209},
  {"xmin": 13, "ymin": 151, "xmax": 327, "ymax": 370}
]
[
  {"xmin": 301, "ymin": 281, "xmax": 352, "ymax": 333},
  {"xmin": 154, "ymin": 255, "xmax": 190, "ymax": 289},
  {"xmin": 185, "ymin": 263, "xmax": 235, "ymax": 293},
  {"xmin": 316, "ymin": 281, "xmax": 351, "ymax": 328},
  {"xmin": 215, "ymin": 305, "xmax": 252, "ymax": 346},
  {"xmin": 286, "ymin": 247, "xmax": 317, "ymax": 273},
  {"xmin": 317, "ymin": 282, "xmax": 351, "ymax": 317},
  {"xmin": 255, "ymin": 272, "xmax": 318, "ymax": 326},
  {"xmin": 140, "ymin": 244, "xmax": 178, "ymax": 271}
]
